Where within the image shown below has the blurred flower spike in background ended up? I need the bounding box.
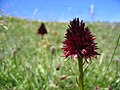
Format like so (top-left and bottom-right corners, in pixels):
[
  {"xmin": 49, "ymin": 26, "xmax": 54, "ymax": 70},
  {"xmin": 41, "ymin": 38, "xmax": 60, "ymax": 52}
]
[{"xmin": 37, "ymin": 23, "xmax": 47, "ymax": 35}]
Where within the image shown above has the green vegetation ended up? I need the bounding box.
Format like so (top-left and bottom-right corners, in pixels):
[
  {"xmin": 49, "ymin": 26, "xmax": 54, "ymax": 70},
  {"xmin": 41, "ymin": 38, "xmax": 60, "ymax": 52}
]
[{"xmin": 0, "ymin": 16, "xmax": 120, "ymax": 90}]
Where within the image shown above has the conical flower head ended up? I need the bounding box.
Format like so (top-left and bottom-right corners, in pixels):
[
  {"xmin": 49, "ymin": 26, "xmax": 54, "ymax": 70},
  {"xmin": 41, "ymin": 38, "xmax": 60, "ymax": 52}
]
[
  {"xmin": 62, "ymin": 18, "xmax": 99, "ymax": 62},
  {"xmin": 37, "ymin": 23, "xmax": 47, "ymax": 35}
]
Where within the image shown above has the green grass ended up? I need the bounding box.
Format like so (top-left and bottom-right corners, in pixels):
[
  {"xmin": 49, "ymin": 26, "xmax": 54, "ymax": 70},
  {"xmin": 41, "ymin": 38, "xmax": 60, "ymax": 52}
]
[{"xmin": 0, "ymin": 16, "xmax": 120, "ymax": 90}]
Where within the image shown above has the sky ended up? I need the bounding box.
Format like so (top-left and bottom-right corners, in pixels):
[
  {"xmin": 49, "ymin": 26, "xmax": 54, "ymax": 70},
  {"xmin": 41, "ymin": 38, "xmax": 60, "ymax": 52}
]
[{"xmin": 0, "ymin": 0, "xmax": 120, "ymax": 22}]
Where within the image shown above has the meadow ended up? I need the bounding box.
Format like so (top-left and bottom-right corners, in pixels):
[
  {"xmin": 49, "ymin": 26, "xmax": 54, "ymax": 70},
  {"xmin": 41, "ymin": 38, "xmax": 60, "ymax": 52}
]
[{"xmin": 0, "ymin": 16, "xmax": 120, "ymax": 90}]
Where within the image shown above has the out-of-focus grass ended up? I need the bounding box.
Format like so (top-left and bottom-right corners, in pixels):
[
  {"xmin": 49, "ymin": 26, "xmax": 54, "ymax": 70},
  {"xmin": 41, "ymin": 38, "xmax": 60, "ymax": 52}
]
[{"xmin": 0, "ymin": 16, "xmax": 120, "ymax": 90}]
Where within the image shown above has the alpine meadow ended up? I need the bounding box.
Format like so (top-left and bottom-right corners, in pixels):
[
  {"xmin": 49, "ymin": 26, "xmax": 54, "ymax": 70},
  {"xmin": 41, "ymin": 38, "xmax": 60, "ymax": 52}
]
[{"xmin": 0, "ymin": 16, "xmax": 120, "ymax": 90}]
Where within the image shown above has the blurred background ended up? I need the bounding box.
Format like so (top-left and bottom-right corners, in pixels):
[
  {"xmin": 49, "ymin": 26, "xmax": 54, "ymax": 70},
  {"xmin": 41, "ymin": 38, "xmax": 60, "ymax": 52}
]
[
  {"xmin": 0, "ymin": 0, "xmax": 120, "ymax": 22},
  {"xmin": 0, "ymin": 0, "xmax": 120, "ymax": 90}
]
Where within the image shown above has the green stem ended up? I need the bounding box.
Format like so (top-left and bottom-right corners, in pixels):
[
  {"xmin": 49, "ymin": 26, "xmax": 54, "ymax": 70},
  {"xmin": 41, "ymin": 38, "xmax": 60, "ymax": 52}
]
[
  {"xmin": 78, "ymin": 57, "xmax": 84, "ymax": 90},
  {"xmin": 102, "ymin": 34, "xmax": 120, "ymax": 85},
  {"xmin": 108, "ymin": 34, "xmax": 120, "ymax": 68}
]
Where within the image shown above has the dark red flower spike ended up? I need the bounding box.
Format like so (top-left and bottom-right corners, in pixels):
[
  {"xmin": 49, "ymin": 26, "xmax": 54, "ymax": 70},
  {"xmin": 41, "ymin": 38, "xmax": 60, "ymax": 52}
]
[
  {"xmin": 62, "ymin": 18, "xmax": 99, "ymax": 62},
  {"xmin": 37, "ymin": 23, "xmax": 47, "ymax": 35}
]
